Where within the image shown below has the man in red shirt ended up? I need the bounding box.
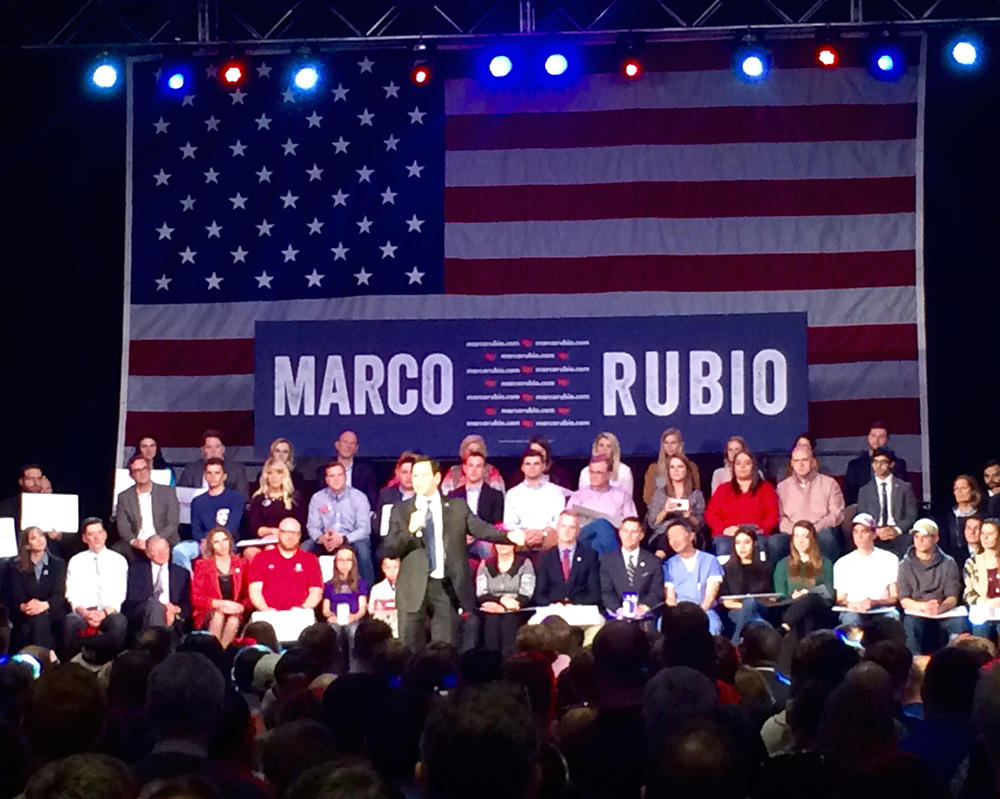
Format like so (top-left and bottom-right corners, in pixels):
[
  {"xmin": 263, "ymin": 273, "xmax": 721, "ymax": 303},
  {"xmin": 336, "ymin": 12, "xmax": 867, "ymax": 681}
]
[{"xmin": 248, "ymin": 517, "xmax": 323, "ymax": 612}]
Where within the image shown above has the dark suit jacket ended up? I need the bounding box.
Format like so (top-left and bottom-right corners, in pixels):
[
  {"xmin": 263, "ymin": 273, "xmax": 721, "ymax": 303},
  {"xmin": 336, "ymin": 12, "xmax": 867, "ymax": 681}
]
[
  {"xmin": 986, "ymin": 494, "xmax": 1000, "ymax": 520},
  {"xmin": 857, "ymin": 476, "xmax": 918, "ymax": 535},
  {"xmin": 115, "ymin": 483, "xmax": 180, "ymax": 547},
  {"xmin": 535, "ymin": 542, "xmax": 601, "ymax": 605},
  {"xmin": 383, "ymin": 493, "xmax": 511, "ymax": 613},
  {"xmin": 123, "ymin": 561, "xmax": 192, "ymax": 631},
  {"xmin": 843, "ymin": 452, "xmax": 910, "ymax": 505},
  {"xmin": 6, "ymin": 554, "xmax": 68, "ymax": 622},
  {"xmin": 448, "ymin": 484, "xmax": 504, "ymax": 525},
  {"xmin": 179, "ymin": 459, "xmax": 249, "ymax": 498},
  {"xmin": 599, "ymin": 549, "xmax": 663, "ymax": 612}
]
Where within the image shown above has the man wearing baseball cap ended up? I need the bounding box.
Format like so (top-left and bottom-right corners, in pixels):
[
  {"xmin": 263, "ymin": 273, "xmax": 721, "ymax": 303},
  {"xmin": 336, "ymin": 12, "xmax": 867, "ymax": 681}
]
[
  {"xmin": 833, "ymin": 513, "xmax": 900, "ymax": 627},
  {"xmin": 896, "ymin": 518, "xmax": 966, "ymax": 654}
]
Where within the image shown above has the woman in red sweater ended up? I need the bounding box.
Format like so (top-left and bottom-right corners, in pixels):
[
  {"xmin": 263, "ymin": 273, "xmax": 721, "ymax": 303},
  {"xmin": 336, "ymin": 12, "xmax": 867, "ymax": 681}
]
[
  {"xmin": 705, "ymin": 451, "xmax": 784, "ymax": 563},
  {"xmin": 191, "ymin": 527, "xmax": 251, "ymax": 648}
]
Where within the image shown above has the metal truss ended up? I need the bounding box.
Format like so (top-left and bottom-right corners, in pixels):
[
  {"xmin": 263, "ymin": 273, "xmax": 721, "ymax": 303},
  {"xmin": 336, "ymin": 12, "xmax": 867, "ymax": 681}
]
[{"xmin": 3, "ymin": 0, "xmax": 999, "ymax": 48}]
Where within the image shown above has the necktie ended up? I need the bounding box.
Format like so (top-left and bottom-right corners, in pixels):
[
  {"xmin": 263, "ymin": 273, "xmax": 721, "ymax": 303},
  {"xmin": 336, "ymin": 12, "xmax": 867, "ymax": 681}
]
[
  {"xmin": 879, "ymin": 481, "xmax": 889, "ymax": 527},
  {"xmin": 154, "ymin": 565, "xmax": 164, "ymax": 600},
  {"xmin": 625, "ymin": 554, "xmax": 635, "ymax": 587},
  {"xmin": 424, "ymin": 503, "xmax": 437, "ymax": 573},
  {"xmin": 561, "ymin": 549, "xmax": 572, "ymax": 581}
]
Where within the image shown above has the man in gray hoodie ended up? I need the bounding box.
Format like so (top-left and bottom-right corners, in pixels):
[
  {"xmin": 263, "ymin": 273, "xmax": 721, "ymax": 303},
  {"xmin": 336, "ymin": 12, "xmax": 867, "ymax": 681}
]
[{"xmin": 897, "ymin": 518, "xmax": 966, "ymax": 654}]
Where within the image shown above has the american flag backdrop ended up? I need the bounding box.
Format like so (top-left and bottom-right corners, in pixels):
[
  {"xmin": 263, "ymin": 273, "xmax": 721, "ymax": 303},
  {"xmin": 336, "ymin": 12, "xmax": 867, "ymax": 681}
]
[{"xmin": 122, "ymin": 38, "xmax": 927, "ymax": 490}]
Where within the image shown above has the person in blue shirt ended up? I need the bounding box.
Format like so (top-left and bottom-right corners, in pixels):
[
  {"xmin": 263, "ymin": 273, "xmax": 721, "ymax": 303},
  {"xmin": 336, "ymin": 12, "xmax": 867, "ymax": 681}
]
[
  {"xmin": 663, "ymin": 518, "xmax": 725, "ymax": 634},
  {"xmin": 174, "ymin": 458, "xmax": 245, "ymax": 573},
  {"xmin": 307, "ymin": 461, "xmax": 374, "ymax": 586}
]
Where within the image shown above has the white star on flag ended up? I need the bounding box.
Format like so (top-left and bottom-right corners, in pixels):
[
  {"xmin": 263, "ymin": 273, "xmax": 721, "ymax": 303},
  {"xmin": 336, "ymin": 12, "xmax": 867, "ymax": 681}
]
[
  {"xmin": 205, "ymin": 220, "xmax": 223, "ymax": 238},
  {"xmin": 256, "ymin": 219, "xmax": 274, "ymax": 236},
  {"xmin": 405, "ymin": 266, "xmax": 425, "ymax": 284},
  {"xmin": 408, "ymin": 106, "xmax": 426, "ymax": 124},
  {"xmin": 282, "ymin": 138, "xmax": 299, "ymax": 156},
  {"xmin": 229, "ymin": 193, "xmax": 248, "ymax": 209},
  {"xmin": 331, "ymin": 242, "xmax": 349, "ymax": 260},
  {"xmin": 156, "ymin": 222, "xmax": 174, "ymax": 240},
  {"xmin": 255, "ymin": 114, "xmax": 272, "ymax": 130},
  {"xmin": 204, "ymin": 115, "xmax": 220, "ymax": 131},
  {"xmin": 357, "ymin": 216, "xmax": 373, "ymax": 233},
  {"xmin": 256, "ymin": 271, "xmax": 274, "ymax": 288},
  {"xmin": 282, "ymin": 244, "xmax": 299, "ymax": 262},
  {"xmin": 354, "ymin": 267, "xmax": 372, "ymax": 285},
  {"xmin": 179, "ymin": 246, "xmax": 196, "ymax": 264},
  {"xmin": 307, "ymin": 218, "xmax": 324, "ymax": 235},
  {"xmin": 306, "ymin": 164, "xmax": 324, "ymax": 181},
  {"xmin": 383, "ymin": 134, "xmax": 399, "ymax": 151},
  {"xmin": 332, "ymin": 136, "xmax": 350, "ymax": 154},
  {"xmin": 153, "ymin": 117, "xmax": 170, "ymax": 134},
  {"xmin": 406, "ymin": 160, "xmax": 424, "ymax": 178},
  {"xmin": 179, "ymin": 142, "xmax": 197, "ymax": 159},
  {"xmin": 306, "ymin": 111, "xmax": 323, "ymax": 128},
  {"xmin": 230, "ymin": 88, "xmax": 247, "ymax": 105},
  {"xmin": 356, "ymin": 165, "xmax": 373, "ymax": 183},
  {"xmin": 380, "ymin": 187, "xmax": 397, "ymax": 205},
  {"xmin": 155, "ymin": 274, "xmax": 171, "ymax": 290},
  {"xmin": 154, "ymin": 169, "xmax": 171, "ymax": 186},
  {"xmin": 280, "ymin": 191, "xmax": 299, "ymax": 208},
  {"xmin": 229, "ymin": 140, "xmax": 247, "ymax": 156},
  {"xmin": 331, "ymin": 189, "xmax": 349, "ymax": 206},
  {"xmin": 256, "ymin": 166, "xmax": 272, "ymax": 183},
  {"xmin": 204, "ymin": 167, "xmax": 219, "ymax": 183},
  {"xmin": 305, "ymin": 269, "xmax": 325, "ymax": 286},
  {"xmin": 358, "ymin": 56, "xmax": 375, "ymax": 73},
  {"xmin": 231, "ymin": 246, "xmax": 248, "ymax": 263},
  {"xmin": 383, "ymin": 81, "xmax": 399, "ymax": 98},
  {"xmin": 379, "ymin": 240, "xmax": 398, "ymax": 259},
  {"xmin": 358, "ymin": 109, "xmax": 375, "ymax": 126},
  {"xmin": 331, "ymin": 83, "xmax": 349, "ymax": 101},
  {"xmin": 182, "ymin": 94, "xmax": 195, "ymax": 106},
  {"xmin": 206, "ymin": 272, "xmax": 223, "ymax": 289},
  {"xmin": 256, "ymin": 62, "xmax": 272, "ymax": 78},
  {"xmin": 180, "ymin": 195, "xmax": 196, "ymax": 211},
  {"xmin": 405, "ymin": 215, "xmax": 424, "ymax": 232}
]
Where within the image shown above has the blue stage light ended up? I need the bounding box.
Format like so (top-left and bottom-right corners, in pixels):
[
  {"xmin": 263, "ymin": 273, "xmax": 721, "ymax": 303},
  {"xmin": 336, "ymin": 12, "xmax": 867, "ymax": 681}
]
[
  {"xmin": 489, "ymin": 55, "xmax": 513, "ymax": 78},
  {"xmin": 92, "ymin": 62, "xmax": 118, "ymax": 89},
  {"xmin": 950, "ymin": 38, "xmax": 980, "ymax": 67},
  {"xmin": 544, "ymin": 53, "xmax": 568, "ymax": 76},
  {"xmin": 734, "ymin": 47, "xmax": 770, "ymax": 81},
  {"xmin": 294, "ymin": 65, "xmax": 319, "ymax": 90},
  {"xmin": 167, "ymin": 72, "xmax": 185, "ymax": 90},
  {"xmin": 868, "ymin": 38, "xmax": 906, "ymax": 80}
]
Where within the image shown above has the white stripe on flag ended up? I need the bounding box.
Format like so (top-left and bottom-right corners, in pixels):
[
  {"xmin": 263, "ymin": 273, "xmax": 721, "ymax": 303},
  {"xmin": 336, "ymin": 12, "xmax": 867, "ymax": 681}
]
[
  {"xmin": 444, "ymin": 215, "xmax": 915, "ymax": 258},
  {"xmin": 129, "ymin": 287, "xmax": 918, "ymax": 339},
  {"xmin": 807, "ymin": 361, "xmax": 919, "ymax": 402},
  {"xmin": 445, "ymin": 141, "xmax": 917, "ymax": 186},
  {"xmin": 444, "ymin": 69, "xmax": 919, "ymax": 115},
  {"xmin": 127, "ymin": 374, "xmax": 255, "ymax": 411}
]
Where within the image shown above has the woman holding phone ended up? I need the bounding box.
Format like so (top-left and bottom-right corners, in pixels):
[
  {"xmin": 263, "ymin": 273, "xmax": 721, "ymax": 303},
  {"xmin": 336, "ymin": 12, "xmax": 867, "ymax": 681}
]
[{"xmin": 647, "ymin": 455, "xmax": 706, "ymax": 558}]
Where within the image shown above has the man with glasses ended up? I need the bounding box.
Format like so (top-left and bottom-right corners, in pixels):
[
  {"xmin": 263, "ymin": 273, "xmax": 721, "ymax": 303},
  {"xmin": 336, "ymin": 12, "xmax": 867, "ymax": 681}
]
[
  {"xmin": 856, "ymin": 447, "xmax": 917, "ymax": 558},
  {"xmin": 114, "ymin": 455, "xmax": 180, "ymax": 562}
]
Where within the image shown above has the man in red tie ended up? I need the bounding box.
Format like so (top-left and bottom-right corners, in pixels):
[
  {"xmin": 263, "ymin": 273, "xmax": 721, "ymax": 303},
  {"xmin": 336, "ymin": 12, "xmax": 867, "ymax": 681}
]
[{"xmin": 535, "ymin": 510, "xmax": 601, "ymax": 606}]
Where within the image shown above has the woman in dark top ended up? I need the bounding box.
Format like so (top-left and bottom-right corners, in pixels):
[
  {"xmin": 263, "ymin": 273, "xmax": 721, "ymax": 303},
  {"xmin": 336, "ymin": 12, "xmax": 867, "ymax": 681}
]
[
  {"xmin": 245, "ymin": 458, "xmax": 305, "ymax": 558},
  {"xmin": 476, "ymin": 542, "xmax": 536, "ymax": 654},
  {"xmin": 133, "ymin": 434, "xmax": 170, "ymax": 471},
  {"xmin": 7, "ymin": 526, "xmax": 67, "ymax": 651},
  {"xmin": 719, "ymin": 525, "xmax": 773, "ymax": 642}
]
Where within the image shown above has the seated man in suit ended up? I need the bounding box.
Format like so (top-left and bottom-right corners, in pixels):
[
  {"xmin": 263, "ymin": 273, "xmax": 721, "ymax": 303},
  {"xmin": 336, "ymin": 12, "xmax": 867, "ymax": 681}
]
[
  {"xmin": 599, "ymin": 516, "xmax": 662, "ymax": 618},
  {"xmin": 984, "ymin": 460, "xmax": 1000, "ymax": 519},
  {"xmin": 114, "ymin": 455, "xmax": 180, "ymax": 562},
  {"xmin": 856, "ymin": 447, "xmax": 917, "ymax": 558},
  {"xmin": 448, "ymin": 450, "xmax": 504, "ymax": 525},
  {"xmin": 178, "ymin": 428, "xmax": 249, "ymax": 499},
  {"xmin": 843, "ymin": 421, "xmax": 909, "ymax": 505},
  {"xmin": 383, "ymin": 458, "xmax": 524, "ymax": 651},
  {"xmin": 535, "ymin": 510, "xmax": 601, "ymax": 606},
  {"xmin": 123, "ymin": 535, "xmax": 191, "ymax": 638}
]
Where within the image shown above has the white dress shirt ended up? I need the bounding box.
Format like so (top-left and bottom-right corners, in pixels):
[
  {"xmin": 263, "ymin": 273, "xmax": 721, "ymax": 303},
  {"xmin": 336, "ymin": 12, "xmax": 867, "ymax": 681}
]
[
  {"xmin": 504, "ymin": 481, "xmax": 566, "ymax": 532},
  {"xmin": 66, "ymin": 546, "xmax": 129, "ymax": 612},
  {"xmin": 137, "ymin": 489, "xmax": 156, "ymax": 540},
  {"xmin": 150, "ymin": 561, "xmax": 170, "ymax": 604},
  {"xmin": 416, "ymin": 493, "xmax": 445, "ymax": 579}
]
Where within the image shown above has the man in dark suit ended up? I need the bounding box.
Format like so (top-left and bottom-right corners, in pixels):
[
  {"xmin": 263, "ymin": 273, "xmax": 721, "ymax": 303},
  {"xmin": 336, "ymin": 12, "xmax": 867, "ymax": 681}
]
[
  {"xmin": 447, "ymin": 450, "xmax": 504, "ymax": 525},
  {"xmin": 599, "ymin": 516, "xmax": 662, "ymax": 616},
  {"xmin": 383, "ymin": 457, "xmax": 524, "ymax": 651},
  {"xmin": 178, "ymin": 428, "xmax": 249, "ymax": 499},
  {"xmin": 857, "ymin": 447, "xmax": 918, "ymax": 557},
  {"xmin": 535, "ymin": 510, "xmax": 601, "ymax": 606},
  {"xmin": 984, "ymin": 460, "xmax": 1000, "ymax": 518},
  {"xmin": 123, "ymin": 535, "xmax": 191, "ymax": 638},
  {"xmin": 114, "ymin": 455, "xmax": 180, "ymax": 561},
  {"xmin": 843, "ymin": 421, "xmax": 909, "ymax": 505}
]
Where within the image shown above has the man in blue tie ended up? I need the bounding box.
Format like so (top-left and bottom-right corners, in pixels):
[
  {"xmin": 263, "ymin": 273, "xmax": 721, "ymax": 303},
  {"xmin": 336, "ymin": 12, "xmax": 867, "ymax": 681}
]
[{"xmin": 384, "ymin": 457, "xmax": 524, "ymax": 651}]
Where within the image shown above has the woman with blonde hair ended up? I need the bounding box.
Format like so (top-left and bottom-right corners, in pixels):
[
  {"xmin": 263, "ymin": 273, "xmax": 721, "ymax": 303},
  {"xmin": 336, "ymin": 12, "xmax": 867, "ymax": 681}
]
[
  {"xmin": 642, "ymin": 427, "xmax": 701, "ymax": 505},
  {"xmin": 268, "ymin": 436, "xmax": 306, "ymax": 488},
  {"xmin": 577, "ymin": 431, "xmax": 634, "ymax": 496},
  {"xmin": 191, "ymin": 526, "xmax": 250, "ymax": 647},
  {"xmin": 246, "ymin": 458, "xmax": 305, "ymax": 557}
]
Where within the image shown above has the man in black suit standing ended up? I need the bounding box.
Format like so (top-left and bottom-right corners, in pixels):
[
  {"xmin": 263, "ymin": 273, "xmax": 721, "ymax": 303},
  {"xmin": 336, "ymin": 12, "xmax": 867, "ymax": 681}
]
[
  {"xmin": 123, "ymin": 535, "xmax": 191, "ymax": 638},
  {"xmin": 599, "ymin": 516, "xmax": 662, "ymax": 617},
  {"xmin": 856, "ymin": 447, "xmax": 918, "ymax": 558},
  {"xmin": 383, "ymin": 458, "xmax": 524, "ymax": 651},
  {"xmin": 843, "ymin": 421, "xmax": 909, "ymax": 505},
  {"xmin": 535, "ymin": 510, "xmax": 600, "ymax": 606}
]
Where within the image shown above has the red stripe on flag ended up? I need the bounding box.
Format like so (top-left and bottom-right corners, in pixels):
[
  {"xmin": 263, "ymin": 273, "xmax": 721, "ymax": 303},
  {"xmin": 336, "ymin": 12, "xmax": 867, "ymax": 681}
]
[
  {"xmin": 125, "ymin": 410, "xmax": 255, "ymax": 448},
  {"xmin": 809, "ymin": 397, "xmax": 920, "ymax": 440},
  {"xmin": 445, "ymin": 178, "xmax": 915, "ymax": 222},
  {"xmin": 808, "ymin": 324, "xmax": 917, "ymax": 364},
  {"xmin": 130, "ymin": 338, "xmax": 254, "ymax": 376},
  {"xmin": 445, "ymin": 105, "xmax": 918, "ymax": 151},
  {"xmin": 445, "ymin": 252, "xmax": 915, "ymax": 294}
]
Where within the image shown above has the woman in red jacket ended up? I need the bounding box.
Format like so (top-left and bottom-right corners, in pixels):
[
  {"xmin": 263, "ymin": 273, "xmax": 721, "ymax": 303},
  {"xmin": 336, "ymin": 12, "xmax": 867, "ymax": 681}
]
[
  {"xmin": 705, "ymin": 451, "xmax": 784, "ymax": 563},
  {"xmin": 191, "ymin": 526, "xmax": 250, "ymax": 648}
]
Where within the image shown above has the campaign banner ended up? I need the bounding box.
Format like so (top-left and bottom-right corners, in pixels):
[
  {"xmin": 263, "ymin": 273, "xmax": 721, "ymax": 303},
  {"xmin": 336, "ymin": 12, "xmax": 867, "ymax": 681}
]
[{"xmin": 254, "ymin": 314, "xmax": 808, "ymax": 458}]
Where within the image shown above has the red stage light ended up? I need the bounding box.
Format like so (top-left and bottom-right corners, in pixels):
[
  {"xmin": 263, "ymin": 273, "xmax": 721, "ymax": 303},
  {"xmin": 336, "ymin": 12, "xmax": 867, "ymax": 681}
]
[
  {"xmin": 622, "ymin": 57, "xmax": 643, "ymax": 79},
  {"xmin": 221, "ymin": 62, "xmax": 245, "ymax": 84},
  {"xmin": 410, "ymin": 64, "xmax": 431, "ymax": 86},
  {"xmin": 816, "ymin": 46, "xmax": 839, "ymax": 68}
]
